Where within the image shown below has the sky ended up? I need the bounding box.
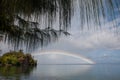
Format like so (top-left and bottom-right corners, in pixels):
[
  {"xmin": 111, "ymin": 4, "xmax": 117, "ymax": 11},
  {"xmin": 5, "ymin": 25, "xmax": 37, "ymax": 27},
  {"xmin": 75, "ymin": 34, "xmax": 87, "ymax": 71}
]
[
  {"xmin": 33, "ymin": 4, "xmax": 120, "ymax": 64},
  {"xmin": 33, "ymin": 19, "xmax": 120, "ymax": 64}
]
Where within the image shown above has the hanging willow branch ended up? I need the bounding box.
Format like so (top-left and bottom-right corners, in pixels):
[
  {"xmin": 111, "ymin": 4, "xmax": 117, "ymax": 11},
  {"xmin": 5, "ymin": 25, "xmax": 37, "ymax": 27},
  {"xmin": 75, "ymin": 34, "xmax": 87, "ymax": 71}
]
[{"xmin": 0, "ymin": 0, "xmax": 120, "ymax": 51}]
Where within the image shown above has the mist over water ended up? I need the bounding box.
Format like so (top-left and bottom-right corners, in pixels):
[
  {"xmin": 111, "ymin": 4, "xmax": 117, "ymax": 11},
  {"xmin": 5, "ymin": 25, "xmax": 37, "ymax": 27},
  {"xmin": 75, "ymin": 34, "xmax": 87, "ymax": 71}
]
[
  {"xmin": 1, "ymin": 64, "xmax": 120, "ymax": 80},
  {"xmin": 33, "ymin": 51, "xmax": 95, "ymax": 64},
  {"xmin": 1, "ymin": 47, "xmax": 120, "ymax": 80}
]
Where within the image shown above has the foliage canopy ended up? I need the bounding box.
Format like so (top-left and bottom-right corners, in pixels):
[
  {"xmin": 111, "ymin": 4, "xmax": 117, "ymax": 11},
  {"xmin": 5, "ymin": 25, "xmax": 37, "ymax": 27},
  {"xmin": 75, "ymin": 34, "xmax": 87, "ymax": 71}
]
[{"xmin": 0, "ymin": 50, "xmax": 37, "ymax": 66}]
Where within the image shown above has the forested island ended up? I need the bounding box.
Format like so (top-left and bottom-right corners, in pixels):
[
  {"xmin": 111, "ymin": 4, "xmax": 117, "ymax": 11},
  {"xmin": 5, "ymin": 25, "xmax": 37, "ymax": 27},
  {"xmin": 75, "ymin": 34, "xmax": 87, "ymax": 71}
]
[{"xmin": 0, "ymin": 50, "xmax": 37, "ymax": 66}]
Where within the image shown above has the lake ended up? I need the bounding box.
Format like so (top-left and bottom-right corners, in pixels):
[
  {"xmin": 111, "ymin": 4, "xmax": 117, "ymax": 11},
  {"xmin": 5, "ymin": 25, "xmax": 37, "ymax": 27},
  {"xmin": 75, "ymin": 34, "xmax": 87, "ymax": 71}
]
[{"xmin": 0, "ymin": 64, "xmax": 120, "ymax": 80}]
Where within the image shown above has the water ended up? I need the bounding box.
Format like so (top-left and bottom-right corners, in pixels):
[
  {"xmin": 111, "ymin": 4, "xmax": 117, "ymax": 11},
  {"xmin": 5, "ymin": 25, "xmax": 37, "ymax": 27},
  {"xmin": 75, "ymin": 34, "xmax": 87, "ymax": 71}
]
[{"xmin": 0, "ymin": 64, "xmax": 120, "ymax": 80}]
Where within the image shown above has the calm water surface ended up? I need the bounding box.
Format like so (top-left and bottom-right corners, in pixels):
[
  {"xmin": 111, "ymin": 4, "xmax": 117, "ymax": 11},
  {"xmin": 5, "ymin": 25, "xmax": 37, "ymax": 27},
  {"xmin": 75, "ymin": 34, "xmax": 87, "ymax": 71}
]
[{"xmin": 0, "ymin": 64, "xmax": 120, "ymax": 80}]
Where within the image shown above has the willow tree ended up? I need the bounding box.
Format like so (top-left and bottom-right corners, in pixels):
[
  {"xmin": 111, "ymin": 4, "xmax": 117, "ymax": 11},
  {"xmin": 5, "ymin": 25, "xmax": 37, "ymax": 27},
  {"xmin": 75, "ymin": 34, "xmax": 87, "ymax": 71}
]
[{"xmin": 0, "ymin": 0, "xmax": 120, "ymax": 51}]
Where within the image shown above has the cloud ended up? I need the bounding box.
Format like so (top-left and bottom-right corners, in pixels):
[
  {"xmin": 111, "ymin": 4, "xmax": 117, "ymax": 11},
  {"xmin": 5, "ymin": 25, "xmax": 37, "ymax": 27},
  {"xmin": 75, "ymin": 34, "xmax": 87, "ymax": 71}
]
[
  {"xmin": 67, "ymin": 30, "xmax": 120, "ymax": 50},
  {"xmin": 39, "ymin": 17, "xmax": 120, "ymax": 52},
  {"xmin": 63, "ymin": 17, "xmax": 120, "ymax": 50}
]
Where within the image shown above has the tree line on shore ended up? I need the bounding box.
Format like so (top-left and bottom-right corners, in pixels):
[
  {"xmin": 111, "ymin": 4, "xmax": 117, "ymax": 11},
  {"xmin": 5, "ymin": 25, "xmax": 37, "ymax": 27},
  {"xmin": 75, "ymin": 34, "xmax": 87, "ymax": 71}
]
[{"xmin": 0, "ymin": 50, "xmax": 37, "ymax": 66}]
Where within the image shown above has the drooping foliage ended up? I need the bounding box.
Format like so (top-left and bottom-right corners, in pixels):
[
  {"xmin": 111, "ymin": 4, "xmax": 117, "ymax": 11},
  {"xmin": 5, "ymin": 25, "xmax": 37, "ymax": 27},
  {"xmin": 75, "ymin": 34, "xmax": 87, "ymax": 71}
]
[
  {"xmin": 0, "ymin": 0, "xmax": 120, "ymax": 51},
  {"xmin": 78, "ymin": 0, "xmax": 120, "ymax": 29},
  {"xmin": 0, "ymin": 0, "xmax": 72, "ymax": 51}
]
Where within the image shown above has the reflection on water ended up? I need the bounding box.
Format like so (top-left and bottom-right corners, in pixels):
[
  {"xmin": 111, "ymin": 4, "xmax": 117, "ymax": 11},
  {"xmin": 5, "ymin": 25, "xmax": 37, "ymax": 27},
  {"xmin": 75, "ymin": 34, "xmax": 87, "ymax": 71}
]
[
  {"xmin": 0, "ymin": 64, "xmax": 120, "ymax": 80},
  {"xmin": 33, "ymin": 64, "xmax": 92, "ymax": 77},
  {"xmin": 0, "ymin": 66, "xmax": 36, "ymax": 80}
]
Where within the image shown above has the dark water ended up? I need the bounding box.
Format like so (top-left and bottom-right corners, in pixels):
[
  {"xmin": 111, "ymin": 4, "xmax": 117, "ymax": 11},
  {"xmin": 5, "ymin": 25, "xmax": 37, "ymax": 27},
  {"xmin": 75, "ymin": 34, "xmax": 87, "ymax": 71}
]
[{"xmin": 0, "ymin": 64, "xmax": 120, "ymax": 80}]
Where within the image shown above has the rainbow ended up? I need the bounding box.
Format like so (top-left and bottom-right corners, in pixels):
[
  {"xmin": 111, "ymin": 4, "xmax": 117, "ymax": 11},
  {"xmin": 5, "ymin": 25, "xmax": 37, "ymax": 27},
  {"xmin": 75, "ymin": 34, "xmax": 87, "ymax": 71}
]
[{"xmin": 33, "ymin": 50, "xmax": 95, "ymax": 64}]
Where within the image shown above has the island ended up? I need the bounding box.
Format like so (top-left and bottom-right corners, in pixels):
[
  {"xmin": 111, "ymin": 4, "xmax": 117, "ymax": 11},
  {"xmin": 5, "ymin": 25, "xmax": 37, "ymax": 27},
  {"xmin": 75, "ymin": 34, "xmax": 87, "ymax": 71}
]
[{"xmin": 0, "ymin": 50, "xmax": 37, "ymax": 66}]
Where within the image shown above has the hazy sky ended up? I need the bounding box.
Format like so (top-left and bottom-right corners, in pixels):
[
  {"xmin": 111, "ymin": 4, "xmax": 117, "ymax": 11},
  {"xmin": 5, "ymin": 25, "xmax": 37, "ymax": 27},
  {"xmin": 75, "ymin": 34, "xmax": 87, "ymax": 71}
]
[{"xmin": 33, "ymin": 5, "xmax": 120, "ymax": 64}]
